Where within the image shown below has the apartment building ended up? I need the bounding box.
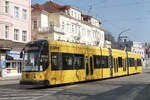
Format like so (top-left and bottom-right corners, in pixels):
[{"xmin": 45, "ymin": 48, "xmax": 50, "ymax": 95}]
[
  {"xmin": 0, "ymin": 0, "xmax": 31, "ymax": 77},
  {"xmin": 31, "ymin": 1, "xmax": 104, "ymax": 47},
  {"xmin": 131, "ymin": 41, "xmax": 145, "ymax": 58}
]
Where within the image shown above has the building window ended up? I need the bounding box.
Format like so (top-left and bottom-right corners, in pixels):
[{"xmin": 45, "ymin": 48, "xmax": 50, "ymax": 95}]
[
  {"xmin": 22, "ymin": 9, "xmax": 27, "ymax": 20},
  {"xmin": 71, "ymin": 11, "xmax": 73, "ymax": 16},
  {"xmin": 78, "ymin": 14, "xmax": 80, "ymax": 19},
  {"xmin": 93, "ymin": 31, "xmax": 95, "ymax": 38},
  {"xmin": 65, "ymin": 10, "xmax": 68, "ymax": 15},
  {"xmin": 22, "ymin": 31, "xmax": 27, "ymax": 41},
  {"xmin": 61, "ymin": 21, "xmax": 65, "ymax": 30},
  {"xmin": 5, "ymin": 26, "xmax": 9, "ymax": 39},
  {"xmin": 5, "ymin": 1, "xmax": 9, "ymax": 14},
  {"xmin": 33, "ymin": 20, "xmax": 38, "ymax": 29},
  {"xmin": 14, "ymin": 29, "xmax": 19, "ymax": 40},
  {"xmin": 78, "ymin": 26, "xmax": 80, "ymax": 35},
  {"xmin": 82, "ymin": 28, "xmax": 85, "ymax": 36},
  {"xmin": 87, "ymin": 30, "xmax": 91, "ymax": 37},
  {"xmin": 148, "ymin": 55, "xmax": 150, "ymax": 58},
  {"xmin": 75, "ymin": 25, "xmax": 77, "ymax": 33},
  {"xmin": 67, "ymin": 23, "xmax": 69, "ymax": 31},
  {"xmin": 72, "ymin": 24, "xmax": 74, "ymax": 33},
  {"xmin": 14, "ymin": 6, "xmax": 20, "ymax": 18},
  {"xmin": 74, "ymin": 12, "xmax": 76, "ymax": 18}
]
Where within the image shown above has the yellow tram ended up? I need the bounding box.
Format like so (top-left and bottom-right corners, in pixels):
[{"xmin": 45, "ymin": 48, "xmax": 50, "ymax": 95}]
[{"xmin": 20, "ymin": 40, "xmax": 142, "ymax": 86}]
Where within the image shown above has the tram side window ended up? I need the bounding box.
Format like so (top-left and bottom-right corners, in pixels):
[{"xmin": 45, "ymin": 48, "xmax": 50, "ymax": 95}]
[
  {"xmin": 62, "ymin": 53, "xmax": 73, "ymax": 70},
  {"xmin": 137, "ymin": 59, "xmax": 142, "ymax": 66},
  {"xmin": 74, "ymin": 54, "xmax": 84, "ymax": 69},
  {"xmin": 122, "ymin": 59, "xmax": 126, "ymax": 71},
  {"xmin": 129, "ymin": 58, "xmax": 135, "ymax": 67},
  {"xmin": 51, "ymin": 53, "xmax": 62, "ymax": 70},
  {"xmin": 94, "ymin": 55, "xmax": 101, "ymax": 68},
  {"xmin": 118, "ymin": 57, "xmax": 122, "ymax": 67},
  {"xmin": 116, "ymin": 58, "xmax": 119, "ymax": 72},
  {"xmin": 102, "ymin": 56, "xmax": 108, "ymax": 68}
]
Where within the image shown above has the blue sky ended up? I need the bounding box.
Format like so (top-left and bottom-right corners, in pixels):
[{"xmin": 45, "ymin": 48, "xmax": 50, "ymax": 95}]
[{"xmin": 32, "ymin": 0, "xmax": 150, "ymax": 43}]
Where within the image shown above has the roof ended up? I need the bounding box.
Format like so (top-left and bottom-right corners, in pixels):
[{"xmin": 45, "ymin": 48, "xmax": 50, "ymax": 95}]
[
  {"xmin": 81, "ymin": 14, "xmax": 92, "ymax": 21},
  {"xmin": 32, "ymin": 1, "xmax": 102, "ymax": 24},
  {"xmin": 32, "ymin": 1, "xmax": 71, "ymax": 13},
  {"xmin": 81, "ymin": 14, "xmax": 102, "ymax": 24}
]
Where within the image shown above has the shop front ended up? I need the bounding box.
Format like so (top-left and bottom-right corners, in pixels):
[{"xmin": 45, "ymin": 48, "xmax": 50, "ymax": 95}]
[
  {"xmin": 0, "ymin": 39, "xmax": 25, "ymax": 77},
  {"xmin": 4, "ymin": 50, "xmax": 23, "ymax": 77}
]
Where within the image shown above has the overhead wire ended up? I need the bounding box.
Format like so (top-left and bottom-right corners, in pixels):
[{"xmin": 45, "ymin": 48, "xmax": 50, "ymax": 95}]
[
  {"xmin": 93, "ymin": 0, "xmax": 150, "ymax": 8},
  {"xmin": 31, "ymin": 0, "xmax": 149, "ymax": 41}
]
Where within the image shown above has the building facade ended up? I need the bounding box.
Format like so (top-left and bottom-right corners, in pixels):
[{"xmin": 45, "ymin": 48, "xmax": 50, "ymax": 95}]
[
  {"xmin": 104, "ymin": 40, "xmax": 111, "ymax": 48},
  {"xmin": 31, "ymin": 1, "xmax": 105, "ymax": 47},
  {"xmin": 0, "ymin": 0, "xmax": 31, "ymax": 77},
  {"xmin": 142, "ymin": 43, "xmax": 150, "ymax": 68},
  {"xmin": 131, "ymin": 41, "xmax": 145, "ymax": 58}
]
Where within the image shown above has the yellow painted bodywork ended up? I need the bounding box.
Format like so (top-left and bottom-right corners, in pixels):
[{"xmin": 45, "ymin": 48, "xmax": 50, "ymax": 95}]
[
  {"xmin": 128, "ymin": 52, "xmax": 142, "ymax": 74},
  {"xmin": 112, "ymin": 49, "xmax": 127, "ymax": 77},
  {"xmin": 21, "ymin": 40, "xmax": 143, "ymax": 86}
]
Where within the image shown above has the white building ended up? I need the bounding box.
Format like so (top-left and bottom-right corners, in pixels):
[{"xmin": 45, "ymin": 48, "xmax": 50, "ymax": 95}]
[
  {"xmin": 131, "ymin": 41, "xmax": 145, "ymax": 58},
  {"xmin": 31, "ymin": 1, "xmax": 105, "ymax": 47}
]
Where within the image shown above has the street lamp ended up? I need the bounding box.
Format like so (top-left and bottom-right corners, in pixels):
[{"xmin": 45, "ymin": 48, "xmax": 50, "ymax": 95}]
[{"xmin": 117, "ymin": 28, "xmax": 131, "ymax": 49}]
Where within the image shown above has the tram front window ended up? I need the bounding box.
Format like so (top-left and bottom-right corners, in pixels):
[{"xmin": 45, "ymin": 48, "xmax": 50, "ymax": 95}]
[
  {"xmin": 23, "ymin": 46, "xmax": 40, "ymax": 72},
  {"xmin": 22, "ymin": 40, "xmax": 49, "ymax": 72}
]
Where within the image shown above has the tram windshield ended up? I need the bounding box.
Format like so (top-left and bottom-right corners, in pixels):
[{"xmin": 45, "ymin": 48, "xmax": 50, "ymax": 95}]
[
  {"xmin": 23, "ymin": 46, "xmax": 40, "ymax": 71},
  {"xmin": 22, "ymin": 40, "xmax": 49, "ymax": 72}
]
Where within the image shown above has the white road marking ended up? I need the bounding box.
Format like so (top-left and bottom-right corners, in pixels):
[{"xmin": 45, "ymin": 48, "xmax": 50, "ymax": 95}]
[
  {"xmin": 0, "ymin": 97, "xmax": 30, "ymax": 100},
  {"xmin": 0, "ymin": 83, "xmax": 80, "ymax": 100},
  {"xmin": 30, "ymin": 94, "xmax": 52, "ymax": 100}
]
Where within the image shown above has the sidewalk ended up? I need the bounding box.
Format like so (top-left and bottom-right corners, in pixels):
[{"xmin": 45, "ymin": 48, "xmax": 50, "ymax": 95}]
[{"xmin": 0, "ymin": 75, "xmax": 21, "ymax": 81}]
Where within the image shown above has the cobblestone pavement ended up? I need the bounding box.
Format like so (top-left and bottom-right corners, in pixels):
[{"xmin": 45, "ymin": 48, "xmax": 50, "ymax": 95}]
[{"xmin": 0, "ymin": 69, "xmax": 150, "ymax": 100}]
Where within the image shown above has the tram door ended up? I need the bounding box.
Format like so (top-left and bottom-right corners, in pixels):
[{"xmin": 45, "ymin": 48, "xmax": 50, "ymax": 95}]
[
  {"xmin": 135, "ymin": 59, "xmax": 137, "ymax": 71},
  {"xmin": 108, "ymin": 48, "xmax": 113, "ymax": 77},
  {"xmin": 126, "ymin": 52, "xmax": 129, "ymax": 75},
  {"xmin": 85, "ymin": 56, "xmax": 89, "ymax": 76},
  {"xmin": 90, "ymin": 56, "xmax": 94, "ymax": 76},
  {"xmin": 85, "ymin": 56, "xmax": 94, "ymax": 80}
]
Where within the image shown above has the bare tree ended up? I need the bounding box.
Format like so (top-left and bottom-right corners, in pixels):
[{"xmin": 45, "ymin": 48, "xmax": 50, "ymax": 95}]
[{"xmin": 104, "ymin": 30, "xmax": 117, "ymax": 49}]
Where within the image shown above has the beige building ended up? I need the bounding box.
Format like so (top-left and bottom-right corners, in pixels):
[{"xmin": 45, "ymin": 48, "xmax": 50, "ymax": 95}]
[
  {"xmin": 104, "ymin": 40, "xmax": 111, "ymax": 48},
  {"xmin": 31, "ymin": 1, "xmax": 105, "ymax": 47}
]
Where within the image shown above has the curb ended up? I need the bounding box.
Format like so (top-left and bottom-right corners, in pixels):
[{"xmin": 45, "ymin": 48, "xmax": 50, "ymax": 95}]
[{"xmin": 0, "ymin": 76, "xmax": 21, "ymax": 81}]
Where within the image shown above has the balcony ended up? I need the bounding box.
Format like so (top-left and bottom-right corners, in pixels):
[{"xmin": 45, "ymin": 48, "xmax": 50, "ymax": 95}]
[{"xmin": 38, "ymin": 26, "xmax": 65, "ymax": 35}]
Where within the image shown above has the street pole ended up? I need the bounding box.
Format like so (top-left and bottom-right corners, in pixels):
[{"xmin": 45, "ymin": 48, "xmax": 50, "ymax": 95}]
[{"xmin": 117, "ymin": 28, "xmax": 130, "ymax": 50}]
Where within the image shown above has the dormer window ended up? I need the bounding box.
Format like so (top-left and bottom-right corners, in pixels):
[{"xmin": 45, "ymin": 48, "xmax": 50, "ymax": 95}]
[
  {"xmin": 65, "ymin": 10, "xmax": 68, "ymax": 15},
  {"xmin": 82, "ymin": 17, "xmax": 83, "ymax": 20}
]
